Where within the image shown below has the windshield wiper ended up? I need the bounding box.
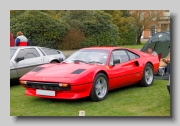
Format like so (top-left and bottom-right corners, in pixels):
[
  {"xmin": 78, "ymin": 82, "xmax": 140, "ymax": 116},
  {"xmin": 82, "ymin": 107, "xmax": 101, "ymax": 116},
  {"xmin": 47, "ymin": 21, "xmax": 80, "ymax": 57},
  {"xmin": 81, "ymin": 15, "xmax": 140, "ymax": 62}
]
[
  {"xmin": 87, "ymin": 61, "xmax": 103, "ymax": 64},
  {"xmin": 71, "ymin": 59, "xmax": 87, "ymax": 63}
]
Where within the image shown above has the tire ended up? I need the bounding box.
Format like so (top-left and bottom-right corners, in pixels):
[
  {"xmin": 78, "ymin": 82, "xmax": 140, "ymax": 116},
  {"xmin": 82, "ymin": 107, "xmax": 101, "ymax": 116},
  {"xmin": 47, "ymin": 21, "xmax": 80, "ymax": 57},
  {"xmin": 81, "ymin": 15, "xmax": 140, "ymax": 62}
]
[
  {"xmin": 139, "ymin": 63, "xmax": 154, "ymax": 87},
  {"xmin": 90, "ymin": 73, "xmax": 108, "ymax": 101},
  {"xmin": 50, "ymin": 60, "xmax": 58, "ymax": 63}
]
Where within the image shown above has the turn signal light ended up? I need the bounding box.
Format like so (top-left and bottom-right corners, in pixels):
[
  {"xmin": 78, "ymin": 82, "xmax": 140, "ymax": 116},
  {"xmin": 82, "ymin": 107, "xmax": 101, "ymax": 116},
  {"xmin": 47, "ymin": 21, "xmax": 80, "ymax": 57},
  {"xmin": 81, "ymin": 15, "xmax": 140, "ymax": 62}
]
[
  {"xmin": 59, "ymin": 83, "xmax": 69, "ymax": 87},
  {"xmin": 20, "ymin": 81, "xmax": 27, "ymax": 85}
]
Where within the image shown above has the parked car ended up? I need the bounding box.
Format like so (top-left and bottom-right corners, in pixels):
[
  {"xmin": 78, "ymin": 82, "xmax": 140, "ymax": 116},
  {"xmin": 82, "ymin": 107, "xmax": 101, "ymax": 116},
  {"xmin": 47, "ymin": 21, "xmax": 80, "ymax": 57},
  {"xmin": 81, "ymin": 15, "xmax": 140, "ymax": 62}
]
[
  {"xmin": 19, "ymin": 47, "xmax": 159, "ymax": 101},
  {"xmin": 10, "ymin": 46, "xmax": 66, "ymax": 81}
]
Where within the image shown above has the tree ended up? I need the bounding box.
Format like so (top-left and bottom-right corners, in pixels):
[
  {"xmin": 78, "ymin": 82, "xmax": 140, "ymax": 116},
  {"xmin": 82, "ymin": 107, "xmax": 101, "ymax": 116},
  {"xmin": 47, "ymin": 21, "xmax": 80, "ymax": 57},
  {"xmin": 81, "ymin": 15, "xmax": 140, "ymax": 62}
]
[
  {"xmin": 104, "ymin": 10, "xmax": 136, "ymax": 45},
  {"xmin": 131, "ymin": 10, "xmax": 162, "ymax": 44},
  {"xmin": 61, "ymin": 10, "xmax": 119, "ymax": 48}
]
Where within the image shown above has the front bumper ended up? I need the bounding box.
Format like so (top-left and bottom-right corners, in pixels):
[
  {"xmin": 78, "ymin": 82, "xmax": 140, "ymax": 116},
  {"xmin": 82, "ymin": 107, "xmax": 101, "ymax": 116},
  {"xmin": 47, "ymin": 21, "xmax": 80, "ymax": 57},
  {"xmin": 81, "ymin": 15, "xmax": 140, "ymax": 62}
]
[{"xmin": 23, "ymin": 83, "xmax": 93, "ymax": 99}]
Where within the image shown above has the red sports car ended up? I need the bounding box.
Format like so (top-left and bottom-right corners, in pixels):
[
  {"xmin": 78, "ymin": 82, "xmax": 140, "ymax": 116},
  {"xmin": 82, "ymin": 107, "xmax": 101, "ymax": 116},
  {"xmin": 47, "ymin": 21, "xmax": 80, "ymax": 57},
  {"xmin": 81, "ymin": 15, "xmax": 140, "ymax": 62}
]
[{"xmin": 20, "ymin": 47, "xmax": 159, "ymax": 101}]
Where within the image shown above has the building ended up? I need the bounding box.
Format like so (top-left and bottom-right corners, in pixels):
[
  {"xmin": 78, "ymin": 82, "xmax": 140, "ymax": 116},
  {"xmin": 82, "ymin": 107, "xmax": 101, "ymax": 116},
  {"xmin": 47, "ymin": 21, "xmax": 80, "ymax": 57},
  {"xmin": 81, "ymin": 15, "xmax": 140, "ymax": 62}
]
[{"xmin": 141, "ymin": 10, "xmax": 170, "ymax": 39}]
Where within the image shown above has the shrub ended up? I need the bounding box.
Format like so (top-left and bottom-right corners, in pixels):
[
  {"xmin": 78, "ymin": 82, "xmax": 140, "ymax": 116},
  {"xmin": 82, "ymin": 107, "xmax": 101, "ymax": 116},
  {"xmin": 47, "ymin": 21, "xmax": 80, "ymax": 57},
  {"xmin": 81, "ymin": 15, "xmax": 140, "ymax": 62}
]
[
  {"xmin": 61, "ymin": 10, "xmax": 119, "ymax": 48},
  {"xmin": 59, "ymin": 28, "xmax": 85, "ymax": 50},
  {"xmin": 118, "ymin": 27, "xmax": 137, "ymax": 45},
  {"xmin": 10, "ymin": 10, "xmax": 69, "ymax": 49}
]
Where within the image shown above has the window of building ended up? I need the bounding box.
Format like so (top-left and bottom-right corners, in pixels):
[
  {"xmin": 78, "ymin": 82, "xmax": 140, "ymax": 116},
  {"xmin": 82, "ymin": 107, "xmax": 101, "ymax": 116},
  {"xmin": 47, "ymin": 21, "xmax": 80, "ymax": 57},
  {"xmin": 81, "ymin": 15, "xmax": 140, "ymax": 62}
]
[
  {"xmin": 140, "ymin": 12, "xmax": 145, "ymax": 20},
  {"xmin": 164, "ymin": 10, "xmax": 170, "ymax": 17},
  {"xmin": 161, "ymin": 24, "xmax": 169, "ymax": 31},
  {"xmin": 150, "ymin": 25, "xmax": 156, "ymax": 37}
]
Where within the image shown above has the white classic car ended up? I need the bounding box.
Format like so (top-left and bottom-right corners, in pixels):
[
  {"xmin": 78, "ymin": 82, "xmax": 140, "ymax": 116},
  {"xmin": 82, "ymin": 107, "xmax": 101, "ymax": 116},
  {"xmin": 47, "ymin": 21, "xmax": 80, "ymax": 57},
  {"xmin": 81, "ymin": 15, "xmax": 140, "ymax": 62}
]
[{"xmin": 10, "ymin": 46, "xmax": 66, "ymax": 82}]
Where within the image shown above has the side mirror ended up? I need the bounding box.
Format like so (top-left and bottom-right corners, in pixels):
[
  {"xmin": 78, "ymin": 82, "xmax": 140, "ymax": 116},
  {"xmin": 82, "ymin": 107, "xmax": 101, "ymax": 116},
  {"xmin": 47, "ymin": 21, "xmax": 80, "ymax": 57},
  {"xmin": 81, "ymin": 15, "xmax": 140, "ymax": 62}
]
[
  {"xmin": 113, "ymin": 59, "xmax": 120, "ymax": 66},
  {"xmin": 15, "ymin": 57, "xmax": 24, "ymax": 62}
]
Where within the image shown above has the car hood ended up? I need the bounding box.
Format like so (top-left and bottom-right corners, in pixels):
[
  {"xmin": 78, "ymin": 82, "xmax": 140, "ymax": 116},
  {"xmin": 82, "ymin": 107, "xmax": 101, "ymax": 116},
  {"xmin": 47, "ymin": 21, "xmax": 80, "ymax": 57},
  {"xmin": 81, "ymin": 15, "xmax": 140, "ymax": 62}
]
[{"xmin": 25, "ymin": 63, "xmax": 102, "ymax": 78}]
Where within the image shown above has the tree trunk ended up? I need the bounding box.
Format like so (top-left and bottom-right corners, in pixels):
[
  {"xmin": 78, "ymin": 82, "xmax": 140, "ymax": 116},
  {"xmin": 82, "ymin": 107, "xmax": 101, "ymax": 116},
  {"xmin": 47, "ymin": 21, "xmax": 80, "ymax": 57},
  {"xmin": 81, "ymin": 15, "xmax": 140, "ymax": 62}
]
[{"xmin": 136, "ymin": 30, "xmax": 142, "ymax": 45}]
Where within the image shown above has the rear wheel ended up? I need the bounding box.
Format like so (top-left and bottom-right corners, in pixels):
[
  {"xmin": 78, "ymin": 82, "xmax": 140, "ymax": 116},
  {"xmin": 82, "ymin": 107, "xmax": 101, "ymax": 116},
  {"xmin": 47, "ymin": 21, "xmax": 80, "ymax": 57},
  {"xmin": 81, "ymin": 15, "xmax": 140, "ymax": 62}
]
[
  {"xmin": 90, "ymin": 73, "xmax": 108, "ymax": 101},
  {"xmin": 50, "ymin": 60, "xmax": 59, "ymax": 63},
  {"xmin": 139, "ymin": 63, "xmax": 154, "ymax": 87}
]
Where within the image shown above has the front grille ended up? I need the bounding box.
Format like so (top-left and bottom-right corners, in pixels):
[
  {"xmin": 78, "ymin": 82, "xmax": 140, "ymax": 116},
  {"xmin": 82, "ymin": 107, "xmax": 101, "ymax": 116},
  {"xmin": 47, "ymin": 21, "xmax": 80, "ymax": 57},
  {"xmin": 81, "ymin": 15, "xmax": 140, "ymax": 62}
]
[{"xmin": 25, "ymin": 81, "xmax": 71, "ymax": 91}]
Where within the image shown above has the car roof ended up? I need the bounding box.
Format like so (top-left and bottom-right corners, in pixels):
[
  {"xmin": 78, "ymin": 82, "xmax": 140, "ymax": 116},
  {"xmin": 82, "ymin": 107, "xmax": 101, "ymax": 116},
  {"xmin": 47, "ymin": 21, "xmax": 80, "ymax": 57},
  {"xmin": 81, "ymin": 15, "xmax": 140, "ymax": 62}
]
[
  {"xmin": 10, "ymin": 46, "xmax": 40, "ymax": 49},
  {"xmin": 10, "ymin": 46, "xmax": 57, "ymax": 50},
  {"xmin": 81, "ymin": 46, "xmax": 127, "ymax": 51}
]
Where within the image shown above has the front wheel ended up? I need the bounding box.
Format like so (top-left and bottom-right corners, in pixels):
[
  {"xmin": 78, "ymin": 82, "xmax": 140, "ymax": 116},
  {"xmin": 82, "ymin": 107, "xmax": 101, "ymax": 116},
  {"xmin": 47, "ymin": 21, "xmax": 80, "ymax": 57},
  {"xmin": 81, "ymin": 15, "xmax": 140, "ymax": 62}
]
[
  {"xmin": 139, "ymin": 63, "xmax": 154, "ymax": 87},
  {"xmin": 90, "ymin": 73, "xmax": 108, "ymax": 101}
]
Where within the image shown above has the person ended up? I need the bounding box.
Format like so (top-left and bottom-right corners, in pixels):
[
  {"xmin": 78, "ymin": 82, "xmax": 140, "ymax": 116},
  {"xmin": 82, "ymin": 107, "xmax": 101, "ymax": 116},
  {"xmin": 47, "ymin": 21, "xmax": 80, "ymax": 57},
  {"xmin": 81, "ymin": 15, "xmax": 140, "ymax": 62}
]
[
  {"xmin": 159, "ymin": 46, "xmax": 170, "ymax": 76},
  {"xmin": 15, "ymin": 31, "xmax": 29, "ymax": 46},
  {"xmin": 159, "ymin": 46, "xmax": 170, "ymax": 67},
  {"xmin": 10, "ymin": 32, "xmax": 15, "ymax": 47},
  {"xmin": 147, "ymin": 47, "xmax": 158, "ymax": 56},
  {"xmin": 165, "ymin": 63, "xmax": 170, "ymax": 76}
]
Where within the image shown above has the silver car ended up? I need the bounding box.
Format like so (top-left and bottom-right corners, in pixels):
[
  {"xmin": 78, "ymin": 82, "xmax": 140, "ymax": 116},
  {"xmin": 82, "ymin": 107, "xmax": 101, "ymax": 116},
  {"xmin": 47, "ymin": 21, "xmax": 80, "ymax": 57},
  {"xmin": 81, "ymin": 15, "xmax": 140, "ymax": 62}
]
[{"xmin": 10, "ymin": 46, "xmax": 66, "ymax": 81}]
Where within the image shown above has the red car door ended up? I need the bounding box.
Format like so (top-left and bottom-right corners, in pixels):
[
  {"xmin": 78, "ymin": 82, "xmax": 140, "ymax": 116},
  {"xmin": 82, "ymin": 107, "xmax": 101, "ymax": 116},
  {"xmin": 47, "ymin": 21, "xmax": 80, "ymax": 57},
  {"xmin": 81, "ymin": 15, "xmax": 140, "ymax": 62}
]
[
  {"xmin": 108, "ymin": 49, "xmax": 135, "ymax": 90},
  {"xmin": 126, "ymin": 50, "xmax": 143, "ymax": 83}
]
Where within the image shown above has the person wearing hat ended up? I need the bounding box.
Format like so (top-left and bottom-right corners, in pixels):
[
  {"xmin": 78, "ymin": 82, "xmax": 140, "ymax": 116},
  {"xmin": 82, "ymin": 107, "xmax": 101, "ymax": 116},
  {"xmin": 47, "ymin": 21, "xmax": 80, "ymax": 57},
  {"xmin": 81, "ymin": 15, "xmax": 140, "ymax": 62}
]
[{"xmin": 15, "ymin": 31, "xmax": 29, "ymax": 46}]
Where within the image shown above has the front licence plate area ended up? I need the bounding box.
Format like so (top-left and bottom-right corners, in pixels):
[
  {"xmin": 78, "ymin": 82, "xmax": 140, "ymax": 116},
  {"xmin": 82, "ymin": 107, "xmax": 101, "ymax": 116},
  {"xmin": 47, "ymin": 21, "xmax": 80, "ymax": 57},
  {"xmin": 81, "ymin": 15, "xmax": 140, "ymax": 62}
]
[{"xmin": 36, "ymin": 89, "xmax": 55, "ymax": 96}]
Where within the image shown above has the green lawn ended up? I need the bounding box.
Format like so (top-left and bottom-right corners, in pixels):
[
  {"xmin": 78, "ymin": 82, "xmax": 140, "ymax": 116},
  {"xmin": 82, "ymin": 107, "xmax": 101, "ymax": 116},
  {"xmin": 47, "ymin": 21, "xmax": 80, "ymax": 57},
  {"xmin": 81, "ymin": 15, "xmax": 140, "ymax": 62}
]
[
  {"xmin": 11, "ymin": 42, "xmax": 170, "ymax": 116},
  {"xmin": 10, "ymin": 79, "xmax": 170, "ymax": 116},
  {"xmin": 120, "ymin": 41, "xmax": 146, "ymax": 49}
]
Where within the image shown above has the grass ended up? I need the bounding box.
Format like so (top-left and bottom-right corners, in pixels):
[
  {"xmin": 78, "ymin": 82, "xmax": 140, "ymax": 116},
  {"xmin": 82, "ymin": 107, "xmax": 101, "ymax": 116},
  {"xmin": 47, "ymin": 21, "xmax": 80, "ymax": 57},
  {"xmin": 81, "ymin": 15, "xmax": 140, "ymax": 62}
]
[
  {"xmin": 10, "ymin": 79, "xmax": 170, "ymax": 116},
  {"xmin": 120, "ymin": 41, "xmax": 146, "ymax": 49},
  {"xmin": 11, "ymin": 42, "xmax": 170, "ymax": 116}
]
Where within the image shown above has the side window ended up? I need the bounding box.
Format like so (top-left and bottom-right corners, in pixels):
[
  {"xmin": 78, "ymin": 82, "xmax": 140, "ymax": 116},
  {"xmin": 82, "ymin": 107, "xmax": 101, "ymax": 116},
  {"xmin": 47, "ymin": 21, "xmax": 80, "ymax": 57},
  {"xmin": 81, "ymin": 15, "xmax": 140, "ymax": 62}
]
[
  {"xmin": 109, "ymin": 50, "xmax": 129, "ymax": 65},
  {"xmin": 126, "ymin": 50, "xmax": 140, "ymax": 60},
  {"xmin": 41, "ymin": 47, "xmax": 60, "ymax": 55},
  {"xmin": 16, "ymin": 48, "xmax": 40, "ymax": 59}
]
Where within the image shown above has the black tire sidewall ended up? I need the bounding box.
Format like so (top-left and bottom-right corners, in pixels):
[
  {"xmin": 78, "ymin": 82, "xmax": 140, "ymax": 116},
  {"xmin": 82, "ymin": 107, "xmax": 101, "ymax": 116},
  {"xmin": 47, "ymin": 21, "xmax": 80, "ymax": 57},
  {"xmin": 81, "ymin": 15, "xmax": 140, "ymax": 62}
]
[
  {"xmin": 90, "ymin": 73, "xmax": 108, "ymax": 101},
  {"xmin": 50, "ymin": 61, "xmax": 58, "ymax": 63},
  {"xmin": 140, "ymin": 63, "xmax": 154, "ymax": 87}
]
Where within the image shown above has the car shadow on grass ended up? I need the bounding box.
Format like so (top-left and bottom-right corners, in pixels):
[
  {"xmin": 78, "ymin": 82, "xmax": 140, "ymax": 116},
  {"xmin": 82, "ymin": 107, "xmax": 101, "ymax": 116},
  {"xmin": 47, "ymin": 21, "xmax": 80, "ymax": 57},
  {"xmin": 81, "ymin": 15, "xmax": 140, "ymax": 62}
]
[{"xmin": 10, "ymin": 79, "xmax": 20, "ymax": 87}]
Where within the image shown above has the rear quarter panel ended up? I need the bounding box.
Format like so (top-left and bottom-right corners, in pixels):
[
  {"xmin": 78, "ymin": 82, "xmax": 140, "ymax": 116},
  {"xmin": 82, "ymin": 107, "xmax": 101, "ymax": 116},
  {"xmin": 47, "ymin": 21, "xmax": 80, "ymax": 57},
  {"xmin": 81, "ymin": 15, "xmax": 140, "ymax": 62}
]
[{"xmin": 137, "ymin": 52, "xmax": 159, "ymax": 74}]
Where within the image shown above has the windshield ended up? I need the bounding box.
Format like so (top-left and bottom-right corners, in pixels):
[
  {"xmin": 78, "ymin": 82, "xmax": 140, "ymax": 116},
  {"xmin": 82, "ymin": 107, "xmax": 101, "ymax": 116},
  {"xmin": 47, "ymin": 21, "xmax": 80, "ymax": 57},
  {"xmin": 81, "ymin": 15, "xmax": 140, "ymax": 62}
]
[
  {"xmin": 63, "ymin": 49, "xmax": 109, "ymax": 65},
  {"xmin": 10, "ymin": 49, "xmax": 17, "ymax": 60}
]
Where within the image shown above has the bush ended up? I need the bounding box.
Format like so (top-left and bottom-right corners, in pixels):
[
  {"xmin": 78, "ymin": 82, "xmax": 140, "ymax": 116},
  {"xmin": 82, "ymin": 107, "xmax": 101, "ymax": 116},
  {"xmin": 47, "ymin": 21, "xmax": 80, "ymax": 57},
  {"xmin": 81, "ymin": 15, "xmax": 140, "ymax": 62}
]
[
  {"xmin": 59, "ymin": 28, "xmax": 85, "ymax": 50},
  {"xmin": 118, "ymin": 27, "xmax": 137, "ymax": 45},
  {"xmin": 10, "ymin": 10, "xmax": 69, "ymax": 49},
  {"xmin": 61, "ymin": 10, "xmax": 119, "ymax": 48}
]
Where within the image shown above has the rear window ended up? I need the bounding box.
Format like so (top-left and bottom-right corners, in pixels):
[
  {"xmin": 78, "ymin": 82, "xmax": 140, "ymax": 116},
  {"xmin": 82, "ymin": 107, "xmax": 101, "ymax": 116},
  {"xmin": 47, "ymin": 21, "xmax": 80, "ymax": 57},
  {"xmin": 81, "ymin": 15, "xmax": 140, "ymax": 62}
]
[
  {"xmin": 41, "ymin": 47, "xmax": 60, "ymax": 55},
  {"xmin": 10, "ymin": 49, "xmax": 17, "ymax": 59}
]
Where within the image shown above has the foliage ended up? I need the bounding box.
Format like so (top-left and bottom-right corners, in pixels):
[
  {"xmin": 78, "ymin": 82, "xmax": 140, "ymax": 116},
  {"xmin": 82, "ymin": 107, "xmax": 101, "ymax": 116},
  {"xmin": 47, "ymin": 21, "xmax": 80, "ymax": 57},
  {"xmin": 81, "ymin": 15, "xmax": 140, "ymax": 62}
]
[
  {"xmin": 61, "ymin": 10, "xmax": 119, "ymax": 48},
  {"xmin": 131, "ymin": 10, "xmax": 162, "ymax": 44},
  {"xmin": 10, "ymin": 10, "xmax": 69, "ymax": 49},
  {"xmin": 10, "ymin": 10, "xmax": 25, "ymax": 19},
  {"xmin": 104, "ymin": 10, "xmax": 137, "ymax": 45},
  {"xmin": 59, "ymin": 28, "xmax": 85, "ymax": 50}
]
